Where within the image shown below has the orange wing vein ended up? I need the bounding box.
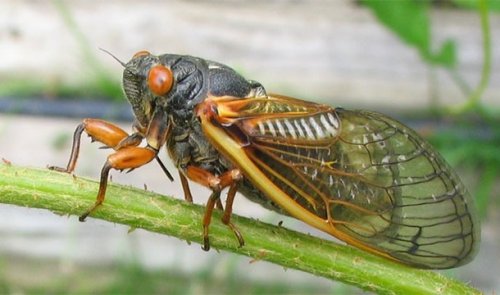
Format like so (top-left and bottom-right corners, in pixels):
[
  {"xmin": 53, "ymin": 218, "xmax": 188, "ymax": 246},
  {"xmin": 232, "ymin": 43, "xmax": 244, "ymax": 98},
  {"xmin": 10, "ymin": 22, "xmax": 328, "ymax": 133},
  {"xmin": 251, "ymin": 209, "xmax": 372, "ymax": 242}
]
[{"xmin": 197, "ymin": 94, "xmax": 480, "ymax": 269}]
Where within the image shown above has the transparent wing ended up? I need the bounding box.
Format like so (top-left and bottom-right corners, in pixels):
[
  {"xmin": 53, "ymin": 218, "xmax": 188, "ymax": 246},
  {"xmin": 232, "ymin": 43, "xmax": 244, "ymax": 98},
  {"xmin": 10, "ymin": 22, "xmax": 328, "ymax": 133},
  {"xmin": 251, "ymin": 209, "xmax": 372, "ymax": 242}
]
[{"xmin": 206, "ymin": 95, "xmax": 480, "ymax": 269}]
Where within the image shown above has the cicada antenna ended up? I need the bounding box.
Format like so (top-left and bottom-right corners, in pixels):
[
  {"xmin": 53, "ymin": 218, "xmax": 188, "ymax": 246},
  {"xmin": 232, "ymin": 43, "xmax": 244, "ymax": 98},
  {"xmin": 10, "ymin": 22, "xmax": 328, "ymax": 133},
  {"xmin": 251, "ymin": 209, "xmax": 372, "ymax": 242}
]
[{"xmin": 99, "ymin": 47, "xmax": 126, "ymax": 67}]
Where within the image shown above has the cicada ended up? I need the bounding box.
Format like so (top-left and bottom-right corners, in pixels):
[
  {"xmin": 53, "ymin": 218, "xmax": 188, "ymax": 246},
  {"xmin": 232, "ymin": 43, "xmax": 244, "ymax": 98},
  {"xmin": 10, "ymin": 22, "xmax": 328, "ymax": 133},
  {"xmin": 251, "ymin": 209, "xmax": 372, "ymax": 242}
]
[{"xmin": 50, "ymin": 50, "xmax": 480, "ymax": 269}]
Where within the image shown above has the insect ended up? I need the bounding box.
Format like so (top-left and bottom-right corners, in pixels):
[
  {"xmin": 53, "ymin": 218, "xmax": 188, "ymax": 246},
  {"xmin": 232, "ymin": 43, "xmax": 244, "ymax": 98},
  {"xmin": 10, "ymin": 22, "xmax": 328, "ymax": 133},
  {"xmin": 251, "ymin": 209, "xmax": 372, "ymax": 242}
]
[{"xmin": 50, "ymin": 50, "xmax": 480, "ymax": 269}]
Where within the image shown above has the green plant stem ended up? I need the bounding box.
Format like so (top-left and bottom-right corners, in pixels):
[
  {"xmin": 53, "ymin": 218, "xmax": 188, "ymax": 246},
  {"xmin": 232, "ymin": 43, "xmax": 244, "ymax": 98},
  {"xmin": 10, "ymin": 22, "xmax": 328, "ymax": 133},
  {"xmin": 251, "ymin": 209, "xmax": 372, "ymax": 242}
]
[
  {"xmin": 0, "ymin": 164, "xmax": 480, "ymax": 294},
  {"xmin": 450, "ymin": 0, "xmax": 491, "ymax": 114}
]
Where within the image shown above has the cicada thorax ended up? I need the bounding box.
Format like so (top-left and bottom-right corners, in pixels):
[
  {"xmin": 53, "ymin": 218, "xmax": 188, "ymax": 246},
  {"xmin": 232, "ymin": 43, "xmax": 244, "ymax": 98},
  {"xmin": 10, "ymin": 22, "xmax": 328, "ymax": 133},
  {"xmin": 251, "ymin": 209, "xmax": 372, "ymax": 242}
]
[{"xmin": 119, "ymin": 52, "xmax": 253, "ymax": 173}]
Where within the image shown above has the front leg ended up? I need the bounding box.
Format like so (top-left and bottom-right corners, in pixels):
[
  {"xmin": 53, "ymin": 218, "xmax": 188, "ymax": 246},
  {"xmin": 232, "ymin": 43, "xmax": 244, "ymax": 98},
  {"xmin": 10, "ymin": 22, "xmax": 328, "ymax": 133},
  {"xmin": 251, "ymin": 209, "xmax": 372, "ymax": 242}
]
[
  {"xmin": 79, "ymin": 146, "xmax": 157, "ymax": 221},
  {"xmin": 53, "ymin": 109, "xmax": 173, "ymax": 221},
  {"xmin": 49, "ymin": 118, "xmax": 138, "ymax": 173},
  {"xmin": 78, "ymin": 109, "xmax": 172, "ymax": 221},
  {"xmin": 48, "ymin": 118, "xmax": 156, "ymax": 221},
  {"xmin": 49, "ymin": 118, "xmax": 170, "ymax": 178}
]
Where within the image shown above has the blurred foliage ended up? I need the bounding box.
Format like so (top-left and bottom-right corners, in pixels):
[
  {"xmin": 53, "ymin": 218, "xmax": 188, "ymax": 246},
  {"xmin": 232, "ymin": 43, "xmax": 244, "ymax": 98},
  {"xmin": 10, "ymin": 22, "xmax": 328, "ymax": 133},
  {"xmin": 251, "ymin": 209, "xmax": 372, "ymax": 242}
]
[
  {"xmin": 52, "ymin": 0, "xmax": 123, "ymax": 101},
  {"xmin": 428, "ymin": 121, "xmax": 500, "ymax": 218},
  {"xmin": 0, "ymin": 77, "xmax": 122, "ymax": 101},
  {"xmin": 360, "ymin": 0, "xmax": 495, "ymax": 70},
  {"xmin": 363, "ymin": 0, "xmax": 497, "ymax": 220},
  {"xmin": 361, "ymin": 0, "xmax": 456, "ymax": 67},
  {"xmin": 0, "ymin": 0, "xmax": 123, "ymax": 100},
  {"xmin": 362, "ymin": 0, "xmax": 492, "ymax": 113},
  {"xmin": 453, "ymin": 0, "xmax": 500, "ymax": 11},
  {"xmin": 0, "ymin": 255, "xmax": 349, "ymax": 294}
]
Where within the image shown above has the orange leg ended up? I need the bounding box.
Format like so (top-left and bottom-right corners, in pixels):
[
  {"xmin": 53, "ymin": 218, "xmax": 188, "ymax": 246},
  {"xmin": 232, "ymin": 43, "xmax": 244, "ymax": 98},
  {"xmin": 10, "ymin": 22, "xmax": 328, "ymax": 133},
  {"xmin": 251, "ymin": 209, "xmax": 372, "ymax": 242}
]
[
  {"xmin": 49, "ymin": 119, "xmax": 137, "ymax": 173},
  {"xmin": 49, "ymin": 118, "xmax": 173, "ymax": 180},
  {"xmin": 221, "ymin": 182, "xmax": 244, "ymax": 247},
  {"xmin": 79, "ymin": 146, "xmax": 157, "ymax": 221},
  {"xmin": 185, "ymin": 166, "xmax": 222, "ymax": 189},
  {"xmin": 202, "ymin": 191, "xmax": 220, "ymax": 251},
  {"xmin": 179, "ymin": 171, "xmax": 193, "ymax": 203},
  {"xmin": 215, "ymin": 199, "xmax": 224, "ymax": 210},
  {"xmin": 49, "ymin": 118, "xmax": 172, "ymax": 221},
  {"xmin": 186, "ymin": 167, "xmax": 244, "ymax": 251},
  {"xmin": 185, "ymin": 166, "xmax": 242, "ymax": 190}
]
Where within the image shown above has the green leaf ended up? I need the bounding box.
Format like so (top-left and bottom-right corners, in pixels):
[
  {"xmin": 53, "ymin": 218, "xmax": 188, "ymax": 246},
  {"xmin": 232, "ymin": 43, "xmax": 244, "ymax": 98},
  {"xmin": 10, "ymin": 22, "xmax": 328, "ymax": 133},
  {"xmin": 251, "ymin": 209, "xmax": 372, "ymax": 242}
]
[
  {"xmin": 428, "ymin": 39, "xmax": 457, "ymax": 67},
  {"xmin": 361, "ymin": 0, "xmax": 457, "ymax": 67}
]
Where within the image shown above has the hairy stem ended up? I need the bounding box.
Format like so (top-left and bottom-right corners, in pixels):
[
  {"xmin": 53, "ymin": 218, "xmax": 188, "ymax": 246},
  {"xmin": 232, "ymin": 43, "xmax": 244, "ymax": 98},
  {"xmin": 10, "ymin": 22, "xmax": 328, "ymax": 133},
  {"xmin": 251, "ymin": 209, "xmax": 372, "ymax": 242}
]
[{"xmin": 0, "ymin": 164, "xmax": 480, "ymax": 294}]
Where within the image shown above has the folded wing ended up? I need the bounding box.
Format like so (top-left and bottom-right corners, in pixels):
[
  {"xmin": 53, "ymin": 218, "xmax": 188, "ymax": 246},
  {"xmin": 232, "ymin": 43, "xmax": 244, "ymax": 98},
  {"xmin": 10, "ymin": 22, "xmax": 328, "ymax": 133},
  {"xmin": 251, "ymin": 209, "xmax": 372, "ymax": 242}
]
[{"xmin": 202, "ymin": 94, "xmax": 480, "ymax": 269}]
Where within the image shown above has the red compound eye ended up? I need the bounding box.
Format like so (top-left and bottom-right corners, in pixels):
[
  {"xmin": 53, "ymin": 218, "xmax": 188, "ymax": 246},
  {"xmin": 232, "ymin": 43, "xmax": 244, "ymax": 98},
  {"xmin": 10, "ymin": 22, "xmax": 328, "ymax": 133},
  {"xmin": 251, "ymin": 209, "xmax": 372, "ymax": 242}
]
[{"xmin": 147, "ymin": 64, "xmax": 174, "ymax": 96}]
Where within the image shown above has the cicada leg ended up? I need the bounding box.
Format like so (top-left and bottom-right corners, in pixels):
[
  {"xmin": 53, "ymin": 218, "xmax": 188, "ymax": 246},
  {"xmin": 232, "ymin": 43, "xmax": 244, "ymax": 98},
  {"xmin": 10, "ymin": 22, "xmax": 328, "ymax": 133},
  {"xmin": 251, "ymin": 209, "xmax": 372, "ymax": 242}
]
[
  {"xmin": 79, "ymin": 146, "xmax": 157, "ymax": 221},
  {"xmin": 48, "ymin": 119, "xmax": 133, "ymax": 173},
  {"xmin": 202, "ymin": 190, "xmax": 220, "ymax": 251},
  {"xmin": 216, "ymin": 199, "xmax": 224, "ymax": 210},
  {"xmin": 179, "ymin": 172, "xmax": 194, "ymax": 203},
  {"xmin": 49, "ymin": 118, "xmax": 173, "ymax": 180},
  {"xmin": 220, "ymin": 182, "xmax": 244, "ymax": 247},
  {"xmin": 184, "ymin": 166, "xmax": 244, "ymax": 251},
  {"xmin": 179, "ymin": 170, "xmax": 222, "ymax": 206},
  {"xmin": 51, "ymin": 112, "xmax": 173, "ymax": 221}
]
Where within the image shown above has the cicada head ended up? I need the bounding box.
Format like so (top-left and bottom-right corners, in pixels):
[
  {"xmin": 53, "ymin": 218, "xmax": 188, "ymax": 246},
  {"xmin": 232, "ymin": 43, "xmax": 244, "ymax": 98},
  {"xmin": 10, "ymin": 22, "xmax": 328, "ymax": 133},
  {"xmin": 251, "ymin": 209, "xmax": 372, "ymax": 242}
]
[
  {"xmin": 121, "ymin": 51, "xmax": 174, "ymax": 127},
  {"xmin": 121, "ymin": 51, "xmax": 209, "ymax": 129}
]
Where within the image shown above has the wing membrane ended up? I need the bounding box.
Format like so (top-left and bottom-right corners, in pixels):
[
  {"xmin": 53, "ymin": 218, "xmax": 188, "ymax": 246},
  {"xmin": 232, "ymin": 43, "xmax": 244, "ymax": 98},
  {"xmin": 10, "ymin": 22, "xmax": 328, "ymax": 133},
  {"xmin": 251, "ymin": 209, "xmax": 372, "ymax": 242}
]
[{"xmin": 206, "ymin": 94, "xmax": 479, "ymax": 269}]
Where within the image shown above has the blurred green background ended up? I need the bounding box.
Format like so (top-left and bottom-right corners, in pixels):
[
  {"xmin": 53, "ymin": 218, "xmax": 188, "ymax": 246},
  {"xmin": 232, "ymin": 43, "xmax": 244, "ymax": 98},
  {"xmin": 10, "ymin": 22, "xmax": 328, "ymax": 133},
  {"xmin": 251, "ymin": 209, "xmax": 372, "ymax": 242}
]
[{"xmin": 0, "ymin": 0, "xmax": 499, "ymax": 294}]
